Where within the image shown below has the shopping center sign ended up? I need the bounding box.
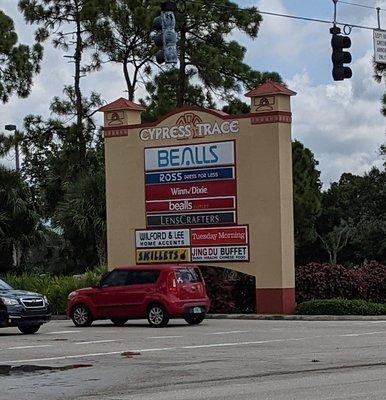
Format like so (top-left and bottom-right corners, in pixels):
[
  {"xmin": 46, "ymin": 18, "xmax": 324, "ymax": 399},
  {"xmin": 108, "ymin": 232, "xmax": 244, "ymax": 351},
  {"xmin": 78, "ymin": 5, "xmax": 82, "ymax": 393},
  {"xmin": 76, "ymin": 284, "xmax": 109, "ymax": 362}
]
[{"xmin": 139, "ymin": 116, "xmax": 239, "ymax": 141}]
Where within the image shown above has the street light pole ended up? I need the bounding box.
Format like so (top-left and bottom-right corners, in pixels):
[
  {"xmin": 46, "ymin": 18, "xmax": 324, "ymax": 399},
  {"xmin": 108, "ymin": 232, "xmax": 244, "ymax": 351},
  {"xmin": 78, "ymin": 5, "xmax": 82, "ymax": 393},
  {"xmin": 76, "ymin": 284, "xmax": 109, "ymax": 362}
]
[{"xmin": 4, "ymin": 124, "xmax": 20, "ymax": 172}]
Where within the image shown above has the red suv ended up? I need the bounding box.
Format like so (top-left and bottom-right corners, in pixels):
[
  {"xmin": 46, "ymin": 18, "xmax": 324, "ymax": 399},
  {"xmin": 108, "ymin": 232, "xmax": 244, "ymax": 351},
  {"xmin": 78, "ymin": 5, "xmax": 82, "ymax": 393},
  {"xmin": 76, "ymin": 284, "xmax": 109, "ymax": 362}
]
[{"xmin": 66, "ymin": 265, "xmax": 210, "ymax": 328}]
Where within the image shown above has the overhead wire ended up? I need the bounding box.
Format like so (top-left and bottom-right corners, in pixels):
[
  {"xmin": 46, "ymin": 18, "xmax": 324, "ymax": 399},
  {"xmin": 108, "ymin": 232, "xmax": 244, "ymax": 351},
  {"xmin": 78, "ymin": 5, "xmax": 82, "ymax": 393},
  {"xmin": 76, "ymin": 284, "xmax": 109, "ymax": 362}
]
[
  {"xmin": 182, "ymin": 0, "xmax": 384, "ymax": 31},
  {"xmin": 337, "ymin": 1, "xmax": 386, "ymax": 12}
]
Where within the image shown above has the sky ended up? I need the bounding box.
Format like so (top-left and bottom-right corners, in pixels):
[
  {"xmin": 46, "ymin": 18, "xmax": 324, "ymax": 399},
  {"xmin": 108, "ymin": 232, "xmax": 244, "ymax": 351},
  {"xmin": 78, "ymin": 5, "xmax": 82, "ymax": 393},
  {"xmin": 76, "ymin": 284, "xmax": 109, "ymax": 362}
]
[{"xmin": 1, "ymin": 0, "xmax": 385, "ymax": 188}]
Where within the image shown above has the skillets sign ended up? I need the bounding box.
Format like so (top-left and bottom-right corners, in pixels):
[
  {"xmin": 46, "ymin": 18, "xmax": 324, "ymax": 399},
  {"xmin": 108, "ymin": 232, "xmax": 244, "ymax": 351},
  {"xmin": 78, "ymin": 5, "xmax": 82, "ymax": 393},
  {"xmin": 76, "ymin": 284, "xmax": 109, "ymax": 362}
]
[{"xmin": 144, "ymin": 141, "xmax": 237, "ymax": 228}]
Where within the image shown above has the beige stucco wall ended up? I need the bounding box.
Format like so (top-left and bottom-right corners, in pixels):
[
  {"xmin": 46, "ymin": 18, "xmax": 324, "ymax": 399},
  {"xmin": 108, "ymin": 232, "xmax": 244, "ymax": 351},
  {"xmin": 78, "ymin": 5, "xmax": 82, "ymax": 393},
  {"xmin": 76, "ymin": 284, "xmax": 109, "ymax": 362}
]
[{"xmin": 104, "ymin": 107, "xmax": 295, "ymax": 290}]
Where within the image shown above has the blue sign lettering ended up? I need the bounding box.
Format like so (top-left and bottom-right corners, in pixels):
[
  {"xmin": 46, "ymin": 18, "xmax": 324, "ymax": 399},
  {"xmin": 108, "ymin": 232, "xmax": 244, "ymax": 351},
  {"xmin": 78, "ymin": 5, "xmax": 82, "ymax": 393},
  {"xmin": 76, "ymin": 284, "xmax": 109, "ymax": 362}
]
[{"xmin": 156, "ymin": 145, "xmax": 219, "ymax": 169}]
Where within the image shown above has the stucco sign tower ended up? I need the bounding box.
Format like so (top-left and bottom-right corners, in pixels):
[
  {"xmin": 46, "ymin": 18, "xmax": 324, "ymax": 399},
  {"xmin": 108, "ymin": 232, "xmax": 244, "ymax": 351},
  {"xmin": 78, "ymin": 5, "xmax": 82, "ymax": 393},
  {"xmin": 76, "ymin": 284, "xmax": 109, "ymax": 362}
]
[{"xmin": 99, "ymin": 81, "xmax": 297, "ymax": 314}]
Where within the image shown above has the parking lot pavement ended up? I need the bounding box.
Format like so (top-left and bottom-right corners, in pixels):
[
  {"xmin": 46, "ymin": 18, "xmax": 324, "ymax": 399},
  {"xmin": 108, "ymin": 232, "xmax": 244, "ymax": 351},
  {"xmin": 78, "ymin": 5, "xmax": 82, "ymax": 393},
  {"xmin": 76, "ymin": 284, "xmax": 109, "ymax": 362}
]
[{"xmin": 0, "ymin": 318, "xmax": 385, "ymax": 399}]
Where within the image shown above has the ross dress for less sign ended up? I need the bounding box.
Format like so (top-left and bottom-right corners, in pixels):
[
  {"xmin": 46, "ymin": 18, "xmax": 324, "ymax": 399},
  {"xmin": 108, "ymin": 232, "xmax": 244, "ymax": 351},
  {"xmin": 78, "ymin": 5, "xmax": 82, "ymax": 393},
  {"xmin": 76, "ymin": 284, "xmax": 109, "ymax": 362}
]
[{"xmin": 374, "ymin": 30, "xmax": 386, "ymax": 64}]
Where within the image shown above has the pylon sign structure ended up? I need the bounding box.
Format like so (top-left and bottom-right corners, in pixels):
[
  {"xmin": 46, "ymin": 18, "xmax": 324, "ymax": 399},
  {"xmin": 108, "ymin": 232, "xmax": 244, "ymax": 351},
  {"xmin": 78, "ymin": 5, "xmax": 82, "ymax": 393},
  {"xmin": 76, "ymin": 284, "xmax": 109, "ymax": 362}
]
[
  {"xmin": 153, "ymin": 1, "xmax": 178, "ymax": 64},
  {"xmin": 98, "ymin": 81, "xmax": 297, "ymax": 315}
]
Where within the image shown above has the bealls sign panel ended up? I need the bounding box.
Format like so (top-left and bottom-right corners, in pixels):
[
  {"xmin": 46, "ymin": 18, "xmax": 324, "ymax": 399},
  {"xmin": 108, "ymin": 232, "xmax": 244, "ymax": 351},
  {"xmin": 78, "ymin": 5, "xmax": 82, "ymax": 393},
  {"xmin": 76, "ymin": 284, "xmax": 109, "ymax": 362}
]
[
  {"xmin": 147, "ymin": 211, "xmax": 236, "ymax": 228},
  {"xmin": 146, "ymin": 197, "xmax": 236, "ymax": 214},
  {"xmin": 145, "ymin": 166, "xmax": 235, "ymax": 185},
  {"xmin": 190, "ymin": 226, "xmax": 248, "ymax": 246},
  {"xmin": 191, "ymin": 246, "xmax": 249, "ymax": 262},
  {"xmin": 145, "ymin": 180, "xmax": 237, "ymax": 201},
  {"xmin": 144, "ymin": 141, "xmax": 235, "ymax": 171},
  {"xmin": 136, "ymin": 248, "xmax": 191, "ymax": 264},
  {"xmin": 135, "ymin": 229, "xmax": 190, "ymax": 248}
]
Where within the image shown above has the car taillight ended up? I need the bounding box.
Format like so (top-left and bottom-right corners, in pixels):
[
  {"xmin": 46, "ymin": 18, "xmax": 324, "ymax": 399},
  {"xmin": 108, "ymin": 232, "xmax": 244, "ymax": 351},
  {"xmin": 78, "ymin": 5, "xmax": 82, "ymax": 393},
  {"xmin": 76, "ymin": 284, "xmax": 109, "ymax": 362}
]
[{"xmin": 168, "ymin": 273, "xmax": 178, "ymax": 294}]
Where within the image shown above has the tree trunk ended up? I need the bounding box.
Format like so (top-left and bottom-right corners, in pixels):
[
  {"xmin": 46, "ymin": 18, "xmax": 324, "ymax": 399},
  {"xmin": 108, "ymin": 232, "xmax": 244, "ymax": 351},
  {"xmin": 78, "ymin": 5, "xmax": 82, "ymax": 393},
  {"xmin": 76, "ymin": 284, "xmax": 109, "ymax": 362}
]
[
  {"xmin": 123, "ymin": 56, "xmax": 134, "ymax": 101},
  {"xmin": 177, "ymin": 25, "xmax": 186, "ymax": 107},
  {"xmin": 74, "ymin": 2, "xmax": 85, "ymax": 161}
]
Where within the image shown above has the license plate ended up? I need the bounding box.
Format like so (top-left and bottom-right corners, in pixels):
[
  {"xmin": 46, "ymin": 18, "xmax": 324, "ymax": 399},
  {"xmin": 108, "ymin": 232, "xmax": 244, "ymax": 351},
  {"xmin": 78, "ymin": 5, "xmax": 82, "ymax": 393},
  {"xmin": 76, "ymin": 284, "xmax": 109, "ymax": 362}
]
[{"xmin": 193, "ymin": 307, "xmax": 202, "ymax": 314}]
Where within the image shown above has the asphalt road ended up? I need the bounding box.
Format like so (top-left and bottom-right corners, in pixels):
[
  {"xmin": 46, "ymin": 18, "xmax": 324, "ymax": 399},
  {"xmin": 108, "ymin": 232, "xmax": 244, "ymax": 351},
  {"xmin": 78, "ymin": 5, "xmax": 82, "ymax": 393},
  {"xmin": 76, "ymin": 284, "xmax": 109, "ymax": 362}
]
[{"xmin": 0, "ymin": 318, "xmax": 385, "ymax": 400}]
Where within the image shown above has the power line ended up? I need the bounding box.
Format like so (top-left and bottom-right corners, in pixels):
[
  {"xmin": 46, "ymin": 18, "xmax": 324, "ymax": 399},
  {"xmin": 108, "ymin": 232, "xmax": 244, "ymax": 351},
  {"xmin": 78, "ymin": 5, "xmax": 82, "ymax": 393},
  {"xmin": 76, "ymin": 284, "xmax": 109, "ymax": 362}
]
[
  {"xmin": 338, "ymin": 1, "xmax": 386, "ymax": 12},
  {"xmin": 183, "ymin": 0, "xmax": 384, "ymax": 32}
]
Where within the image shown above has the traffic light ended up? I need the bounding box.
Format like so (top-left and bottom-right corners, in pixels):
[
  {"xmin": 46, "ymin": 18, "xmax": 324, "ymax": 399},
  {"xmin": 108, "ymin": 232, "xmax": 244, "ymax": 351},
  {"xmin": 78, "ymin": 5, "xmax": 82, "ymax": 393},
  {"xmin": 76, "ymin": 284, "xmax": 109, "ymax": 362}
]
[
  {"xmin": 330, "ymin": 26, "xmax": 352, "ymax": 81},
  {"xmin": 153, "ymin": 1, "xmax": 178, "ymax": 64}
]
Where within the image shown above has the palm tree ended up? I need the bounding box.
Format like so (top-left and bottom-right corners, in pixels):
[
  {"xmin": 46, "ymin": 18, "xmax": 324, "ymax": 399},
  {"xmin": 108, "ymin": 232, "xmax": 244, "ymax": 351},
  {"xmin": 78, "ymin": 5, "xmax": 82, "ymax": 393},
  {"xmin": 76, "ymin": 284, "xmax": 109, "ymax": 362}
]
[
  {"xmin": 54, "ymin": 170, "xmax": 107, "ymax": 267},
  {"xmin": 0, "ymin": 166, "xmax": 42, "ymax": 271}
]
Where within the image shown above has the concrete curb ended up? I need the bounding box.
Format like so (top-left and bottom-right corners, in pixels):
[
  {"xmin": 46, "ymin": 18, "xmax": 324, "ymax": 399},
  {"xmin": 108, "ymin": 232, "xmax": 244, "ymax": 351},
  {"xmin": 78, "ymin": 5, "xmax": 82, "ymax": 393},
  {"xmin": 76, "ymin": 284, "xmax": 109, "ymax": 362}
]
[
  {"xmin": 51, "ymin": 314, "xmax": 386, "ymax": 321},
  {"xmin": 206, "ymin": 314, "xmax": 386, "ymax": 321}
]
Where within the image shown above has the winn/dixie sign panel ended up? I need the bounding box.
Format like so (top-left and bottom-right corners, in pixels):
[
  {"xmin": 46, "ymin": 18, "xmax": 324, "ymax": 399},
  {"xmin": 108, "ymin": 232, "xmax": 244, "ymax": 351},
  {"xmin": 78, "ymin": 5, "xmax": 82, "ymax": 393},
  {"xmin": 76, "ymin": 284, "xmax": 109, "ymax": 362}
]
[{"xmin": 144, "ymin": 141, "xmax": 234, "ymax": 171}]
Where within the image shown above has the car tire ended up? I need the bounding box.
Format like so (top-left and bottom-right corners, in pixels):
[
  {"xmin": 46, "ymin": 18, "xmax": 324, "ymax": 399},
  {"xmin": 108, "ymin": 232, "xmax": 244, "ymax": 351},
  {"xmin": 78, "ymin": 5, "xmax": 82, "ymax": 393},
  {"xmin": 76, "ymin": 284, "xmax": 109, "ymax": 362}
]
[
  {"xmin": 111, "ymin": 318, "xmax": 128, "ymax": 326},
  {"xmin": 185, "ymin": 315, "xmax": 205, "ymax": 325},
  {"xmin": 18, "ymin": 324, "xmax": 41, "ymax": 335},
  {"xmin": 71, "ymin": 304, "xmax": 93, "ymax": 327},
  {"xmin": 147, "ymin": 304, "xmax": 169, "ymax": 328}
]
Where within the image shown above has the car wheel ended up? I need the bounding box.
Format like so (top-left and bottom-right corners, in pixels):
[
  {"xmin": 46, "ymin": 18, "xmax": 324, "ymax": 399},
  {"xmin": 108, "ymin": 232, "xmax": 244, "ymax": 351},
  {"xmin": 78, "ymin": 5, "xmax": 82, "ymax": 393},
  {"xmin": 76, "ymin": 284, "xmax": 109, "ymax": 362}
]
[
  {"xmin": 147, "ymin": 304, "xmax": 169, "ymax": 327},
  {"xmin": 72, "ymin": 304, "xmax": 93, "ymax": 327},
  {"xmin": 18, "ymin": 324, "xmax": 41, "ymax": 335},
  {"xmin": 111, "ymin": 318, "xmax": 128, "ymax": 326},
  {"xmin": 185, "ymin": 315, "xmax": 205, "ymax": 325}
]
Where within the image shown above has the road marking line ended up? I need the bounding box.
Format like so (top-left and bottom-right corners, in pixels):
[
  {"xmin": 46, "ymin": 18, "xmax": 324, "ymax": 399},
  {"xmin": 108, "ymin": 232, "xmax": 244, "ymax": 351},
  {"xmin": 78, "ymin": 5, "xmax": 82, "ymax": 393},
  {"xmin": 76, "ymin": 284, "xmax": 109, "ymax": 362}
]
[
  {"xmin": 140, "ymin": 347, "xmax": 179, "ymax": 352},
  {"xmin": 369, "ymin": 321, "xmax": 386, "ymax": 324},
  {"xmin": 0, "ymin": 338, "xmax": 305, "ymax": 363},
  {"xmin": 147, "ymin": 336, "xmax": 184, "ymax": 339},
  {"xmin": 0, "ymin": 351, "xmax": 127, "ymax": 364},
  {"xmin": 338, "ymin": 332, "xmax": 383, "ymax": 337},
  {"xmin": 2, "ymin": 331, "xmax": 383, "ymax": 364},
  {"xmin": 6, "ymin": 345, "xmax": 53, "ymax": 350},
  {"xmin": 45, "ymin": 330, "xmax": 82, "ymax": 335},
  {"xmin": 75, "ymin": 340, "xmax": 118, "ymax": 345},
  {"xmin": 206, "ymin": 330, "xmax": 250, "ymax": 335}
]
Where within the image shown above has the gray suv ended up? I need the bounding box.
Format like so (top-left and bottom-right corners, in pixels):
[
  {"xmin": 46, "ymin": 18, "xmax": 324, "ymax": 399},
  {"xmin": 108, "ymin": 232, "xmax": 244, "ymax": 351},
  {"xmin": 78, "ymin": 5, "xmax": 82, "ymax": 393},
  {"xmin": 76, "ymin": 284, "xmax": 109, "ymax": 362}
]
[{"xmin": 0, "ymin": 278, "xmax": 51, "ymax": 334}]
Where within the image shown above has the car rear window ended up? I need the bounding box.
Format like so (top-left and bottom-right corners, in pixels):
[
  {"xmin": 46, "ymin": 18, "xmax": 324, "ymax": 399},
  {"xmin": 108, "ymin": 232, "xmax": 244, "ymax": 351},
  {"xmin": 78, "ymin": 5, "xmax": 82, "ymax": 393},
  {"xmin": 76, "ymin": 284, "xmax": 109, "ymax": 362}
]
[{"xmin": 175, "ymin": 268, "xmax": 201, "ymax": 284}]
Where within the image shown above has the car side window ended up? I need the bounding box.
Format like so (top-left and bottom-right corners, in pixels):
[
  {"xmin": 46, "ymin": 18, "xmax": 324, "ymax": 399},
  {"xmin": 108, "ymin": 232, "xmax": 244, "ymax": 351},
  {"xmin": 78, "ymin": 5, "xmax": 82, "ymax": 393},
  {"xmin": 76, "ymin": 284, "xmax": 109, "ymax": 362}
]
[
  {"xmin": 101, "ymin": 270, "xmax": 129, "ymax": 287},
  {"xmin": 127, "ymin": 271, "xmax": 160, "ymax": 285}
]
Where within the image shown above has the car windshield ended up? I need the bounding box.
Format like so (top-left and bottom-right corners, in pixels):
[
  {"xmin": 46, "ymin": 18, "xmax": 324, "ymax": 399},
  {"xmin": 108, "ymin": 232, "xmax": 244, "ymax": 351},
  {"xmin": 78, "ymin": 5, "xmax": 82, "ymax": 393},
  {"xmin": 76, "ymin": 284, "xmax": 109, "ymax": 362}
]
[{"xmin": 0, "ymin": 279, "xmax": 12, "ymax": 290}]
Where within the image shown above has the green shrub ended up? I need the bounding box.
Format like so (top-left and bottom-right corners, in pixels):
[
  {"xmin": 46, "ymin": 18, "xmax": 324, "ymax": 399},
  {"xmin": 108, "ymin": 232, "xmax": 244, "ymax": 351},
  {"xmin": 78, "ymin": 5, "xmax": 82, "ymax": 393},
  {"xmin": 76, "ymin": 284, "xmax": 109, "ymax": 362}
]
[
  {"xmin": 297, "ymin": 298, "xmax": 386, "ymax": 316},
  {"xmin": 1, "ymin": 267, "xmax": 107, "ymax": 314}
]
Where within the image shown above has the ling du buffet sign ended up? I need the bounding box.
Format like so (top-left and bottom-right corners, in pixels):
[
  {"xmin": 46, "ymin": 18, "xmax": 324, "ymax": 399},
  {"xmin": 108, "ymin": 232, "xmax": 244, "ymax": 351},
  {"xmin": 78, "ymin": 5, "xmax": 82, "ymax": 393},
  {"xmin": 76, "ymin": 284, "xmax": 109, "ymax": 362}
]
[{"xmin": 136, "ymin": 140, "xmax": 249, "ymax": 264}]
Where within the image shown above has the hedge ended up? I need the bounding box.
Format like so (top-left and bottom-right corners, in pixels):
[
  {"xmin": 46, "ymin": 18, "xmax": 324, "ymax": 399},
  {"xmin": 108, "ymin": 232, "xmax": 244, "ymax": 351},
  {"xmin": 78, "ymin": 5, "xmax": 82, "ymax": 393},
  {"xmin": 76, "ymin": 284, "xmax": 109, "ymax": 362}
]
[
  {"xmin": 296, "ymin": 262, "xmax": 385, "ymax": 304},
  {"xmin": 1, "ymin": 268, "xmax": 106, "ymax": 315},
  {"xmin": 296, "ymin": 298, "xmax": 386, "ymax": 315}
]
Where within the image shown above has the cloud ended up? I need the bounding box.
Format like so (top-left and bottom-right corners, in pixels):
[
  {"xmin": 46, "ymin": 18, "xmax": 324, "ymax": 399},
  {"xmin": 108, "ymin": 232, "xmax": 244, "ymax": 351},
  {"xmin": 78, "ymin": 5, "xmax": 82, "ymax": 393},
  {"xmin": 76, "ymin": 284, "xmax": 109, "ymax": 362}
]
[
  {"xmin": 289, "ymin": 52, "xmax": 385, "ymax": 187},
  {"xmin": 0, "ymin": 0, "xmax": 385, "ymax": 189}
]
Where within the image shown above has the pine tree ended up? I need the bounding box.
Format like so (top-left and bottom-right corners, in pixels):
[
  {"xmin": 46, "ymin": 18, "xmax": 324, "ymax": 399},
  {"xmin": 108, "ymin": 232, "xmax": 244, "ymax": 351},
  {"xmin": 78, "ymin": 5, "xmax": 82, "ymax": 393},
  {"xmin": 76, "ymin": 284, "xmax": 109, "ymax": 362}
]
[{"xmin": 0, "ymin": 10, "xmax": 42, "ymax": 103}]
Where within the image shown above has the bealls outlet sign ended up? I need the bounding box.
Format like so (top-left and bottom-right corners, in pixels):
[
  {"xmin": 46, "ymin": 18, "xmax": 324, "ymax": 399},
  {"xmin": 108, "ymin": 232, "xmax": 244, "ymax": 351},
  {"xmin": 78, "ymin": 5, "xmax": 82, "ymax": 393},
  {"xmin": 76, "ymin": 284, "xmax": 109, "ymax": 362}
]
[{"xmin": 139, "ymin": 114, "xmax": 239, "ymax": 141}]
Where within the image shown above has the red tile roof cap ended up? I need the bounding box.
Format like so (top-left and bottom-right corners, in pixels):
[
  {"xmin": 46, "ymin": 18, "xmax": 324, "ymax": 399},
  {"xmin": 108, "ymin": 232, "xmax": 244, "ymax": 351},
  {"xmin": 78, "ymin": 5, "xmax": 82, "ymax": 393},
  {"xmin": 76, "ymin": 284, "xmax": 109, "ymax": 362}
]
[
  {"xmin": 245, "ymin": 80, "xmax": 297, "ymax": 97},
  {"xmin": 98, "ymin": 97, "xmax": 145, "ymax": 112}
]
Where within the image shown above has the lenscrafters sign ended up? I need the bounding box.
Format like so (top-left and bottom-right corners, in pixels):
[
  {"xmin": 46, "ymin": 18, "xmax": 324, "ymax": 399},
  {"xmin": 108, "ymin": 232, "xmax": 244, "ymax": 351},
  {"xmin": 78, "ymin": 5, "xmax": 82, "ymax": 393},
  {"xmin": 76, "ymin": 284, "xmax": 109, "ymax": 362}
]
[{"xmin": 139, "ymin": 112, "xmax": 239, "ymax": 141}]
